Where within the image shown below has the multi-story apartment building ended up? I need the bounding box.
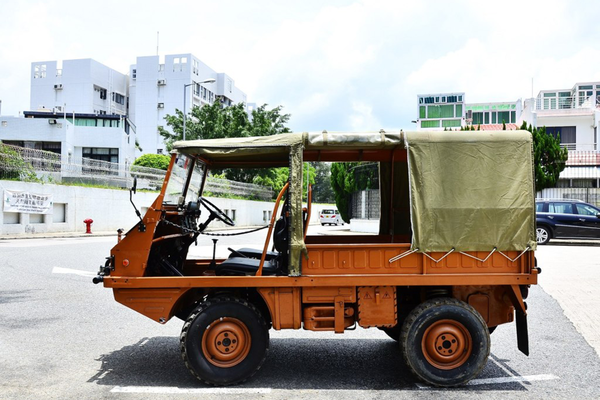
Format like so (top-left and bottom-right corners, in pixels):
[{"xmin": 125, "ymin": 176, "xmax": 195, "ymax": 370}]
[{"xmin": 129, "ymin": 54, "xmax": 247, "ymax": 155}]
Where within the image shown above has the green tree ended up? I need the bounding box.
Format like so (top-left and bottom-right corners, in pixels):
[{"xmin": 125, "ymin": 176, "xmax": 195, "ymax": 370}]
[
  {"xmin": 311, "ymin": 162, "xmax": 335, "ymax": 203},
  {"xmin": 132, "ymin": 154, "xmax": 171, "ymax": 170},
  {"xmin": 519, "ymin": 121, "xmax": 568, "ymax": 191},
  {"xmin": 329, "ymin": 162, "xmax": 377, "ymax": 222},
  {"xmin": 158, "ymin": 102, "xmax": 291, "ymax": 150},
  {"xmin": 158, "ymin": 101, "xmax": 292, "ymax": 195}
]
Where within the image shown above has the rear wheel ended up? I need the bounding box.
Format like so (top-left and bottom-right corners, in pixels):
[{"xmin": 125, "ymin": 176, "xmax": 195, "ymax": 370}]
[
  {"xmin": 180, "ymin": 297, "xmax": 269, "ymax": 385},
  {"xmin": 400, "ymin": 298, "xmax": 490, "ymax": 387},
  {"xmin": 536, "ymin": 226, "xmax": 551, "ymax": 245}
]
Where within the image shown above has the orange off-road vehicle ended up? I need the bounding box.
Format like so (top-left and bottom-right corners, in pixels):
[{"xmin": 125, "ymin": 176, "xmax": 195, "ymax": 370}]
[{"xmin": 94, "ymin": 130, "xmax": 539, "ymax": 387}]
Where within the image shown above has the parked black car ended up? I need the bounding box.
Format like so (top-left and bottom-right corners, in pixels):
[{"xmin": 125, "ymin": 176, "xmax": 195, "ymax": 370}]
[{"xmin": 535, "ymin": 199, "xmax": 600, "ymax": 244}]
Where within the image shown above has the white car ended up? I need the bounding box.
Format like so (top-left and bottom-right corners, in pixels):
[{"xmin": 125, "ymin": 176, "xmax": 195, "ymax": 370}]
[{"xmin": 319, "ymin": 209, "xmax": 344, "ymax": 226}]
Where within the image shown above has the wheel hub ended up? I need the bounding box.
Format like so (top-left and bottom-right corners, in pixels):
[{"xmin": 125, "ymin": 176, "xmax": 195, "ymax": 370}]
[
  {"xmin": 422, "ymin": 319, "xmax": 472, "ymax": 370},
  {"xmin": 202, "ymin": 317, "xmax": 251, "ymax": 368}
]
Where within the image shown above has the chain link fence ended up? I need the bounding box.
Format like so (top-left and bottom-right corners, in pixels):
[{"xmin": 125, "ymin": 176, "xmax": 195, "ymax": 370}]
[{"xmin": 0, "ymin": 143, "xmax": 272, "ymax": 201}]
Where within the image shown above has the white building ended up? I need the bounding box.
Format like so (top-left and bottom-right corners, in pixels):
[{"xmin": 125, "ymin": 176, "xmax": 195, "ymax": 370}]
[
  {"xmin": 415, "ymin": 93, "xmax": 465, "ymax": 130},
  {"xmin": 534, "ymin": 82, "xmax": 600, "ymax": 151},
  {"xmin": 30, "ymin": 59, "xmax": 128, "ymax": 116},
  {"xmin": 129, "ymin": 54, "xmax": 247, "ymax": 155},
  {"xmin": 0, "ymin": 111, "xmax": 135, "ymax": 169}
]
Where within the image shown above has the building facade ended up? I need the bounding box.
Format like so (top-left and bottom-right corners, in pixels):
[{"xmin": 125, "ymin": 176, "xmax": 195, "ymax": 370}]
[
  {"xmin": 1, "ymin": 55, "xmax": 247, "ymax": 162},
  {"xmin": 129, "ymin": 54, "xmax": 247, "ymax": 155},
  {"xmin": 416, "ymin": 93, "xmax": 465, "ymax": 130},
  {"xmin": 30, "ymin": 59, "xmax": 128, "ymax": 116}
]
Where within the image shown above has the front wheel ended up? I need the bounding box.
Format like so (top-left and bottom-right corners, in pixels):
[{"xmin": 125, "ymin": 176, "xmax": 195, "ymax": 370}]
[
  {"xmin": 400, "ymin": 298, "xmax": 490, "ymax": 387},
  {"xmin": 180, "ymin": 297, "xmax": 269, "ymax": 385},
  {"xmin": 536, "ymin": 226, "xmax": 551, "ymax": 245}
]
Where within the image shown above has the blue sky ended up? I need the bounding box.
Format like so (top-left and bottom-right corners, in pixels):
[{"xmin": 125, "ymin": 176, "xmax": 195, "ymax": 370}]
[{"xmin": 1, "ymin": 0, "xmax": 600, "ymax": 132}]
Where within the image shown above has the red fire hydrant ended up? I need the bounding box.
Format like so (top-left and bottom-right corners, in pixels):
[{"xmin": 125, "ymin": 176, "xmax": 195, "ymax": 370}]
[{"xmin": 84, "ymin": 218, "xmax": 94, "ymax": 234}]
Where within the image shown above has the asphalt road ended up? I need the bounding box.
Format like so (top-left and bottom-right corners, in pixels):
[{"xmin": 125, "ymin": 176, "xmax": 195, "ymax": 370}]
[{"xmin": 1, "ymin": 232, "xmax": 599, "ymax": 399}]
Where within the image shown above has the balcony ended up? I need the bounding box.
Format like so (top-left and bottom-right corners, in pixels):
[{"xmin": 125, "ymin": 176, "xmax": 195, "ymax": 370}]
[{"xmin": 535, "ymin": 95, "xmax": 599, "ymax": 116}]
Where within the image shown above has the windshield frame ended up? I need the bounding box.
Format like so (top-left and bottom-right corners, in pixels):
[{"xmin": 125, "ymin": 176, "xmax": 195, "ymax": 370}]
[{"xmin": 163, "ymin": 154, "xmax": 207, "ymax": 207}]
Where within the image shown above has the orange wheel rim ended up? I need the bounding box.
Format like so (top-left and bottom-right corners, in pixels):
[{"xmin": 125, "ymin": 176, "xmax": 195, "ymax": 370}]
[
  {"xmin": 421, "ymin": 319, "xmax": 472, "ymax": 370},
  {"xmin": 202, "ymin": 317, "xmax": 251, "ymax": 368}
]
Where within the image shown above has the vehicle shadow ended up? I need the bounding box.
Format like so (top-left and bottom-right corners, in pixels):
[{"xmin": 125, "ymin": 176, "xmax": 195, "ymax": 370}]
[{"xmin": 88, "ymin": 336, "xmax": 527, "ymax": 391}]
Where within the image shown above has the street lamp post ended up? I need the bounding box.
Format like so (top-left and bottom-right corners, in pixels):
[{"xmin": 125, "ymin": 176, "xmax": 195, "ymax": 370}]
[{"xmin": 183, "ymin": 78, "xmax": 216, "ymax": 141}]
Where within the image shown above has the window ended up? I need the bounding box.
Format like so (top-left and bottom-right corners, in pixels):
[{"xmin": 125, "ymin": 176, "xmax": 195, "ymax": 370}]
[
  {"xmin": 575, "ymin": 203, "xmax": 599, "ymax": 216},
  {"xmin": 442, "ymin": 119, "xmax": 461, "ymax": 128},
  {"xmin": 1, "ymin": 121, "xmax": 7, "ymax": 127},
  {"xmin": 421, "ymin": 120, "xmax": 440, "ymax": 128},
  {"xmin": 484, "ymin": 113, "xmax": 489, "ymax": 124},
  {"xmin": 34, "ymin": 64, "xmax": 46, "ymax": 79},
  {"xmin": 472, "ymin": 112, "xmax": 484, "ymax": 125},
  {"xmin": 547, "ymin": 126, "xmax": 576, "ymax": 144},
  {"xmin": 440, "ymin": 105, "xmax": 454, "ymax": 118},
  {"xmin": 112, "ymin": 93, "xmax": 125, "ymax": 105},
  {"xmin": 497, "ymin": 111, "xmax": 510, "ymax": 124},
  {"xmin": 424, "ymin": 97, "xmax": 435, "ymax": 104},
  {"xmin": 447, "ymin": 95, "xmax": 458, "ymax": 103},
  {"xmin": 132, "ymin": 69, "xmax": 136, "ymax": 79},
  {"xmin": 535, "ymin": 203, "xmax": 545, "ymax": 212},
  {"xmin": 427, "ymin": 106, "xmax": 440, "ymax": 118},
  {"xmin": 95, "ymin": 87, "xmax": 107, "ymax": 100},
  {"xmin": 419, "ymin": 106, "xmax": 426, "ymax": 119},
  {"xmin": 83, "ymin": 147, "xmax": 119, "ymax": 163},
  {"xmin": 549, "ymin": 202, "xmax": 573, "ymax": 214},
  {"xmin": 455, "ymin": 104, "xmax": 462, "ymax": 117},
  {"xmin": 193, "ymin": 60, "xmax": 199, "ymax": 75}
]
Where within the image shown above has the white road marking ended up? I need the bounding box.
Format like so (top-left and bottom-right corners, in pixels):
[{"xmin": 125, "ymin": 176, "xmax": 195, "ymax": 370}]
[
  {"xmin": 110, "ymin": 386, "xmax": 272, "ymax": 394},
  {"xmin": 466, "ymin": 374, "xmax": 559, "ymax": 386},
  {"xmin": 51, "ymin": 266, "xmax": 96, "ymax": 277},
  {"xmin": 415, "ymin": 374, "xmax": 559, "ymax": 389}
]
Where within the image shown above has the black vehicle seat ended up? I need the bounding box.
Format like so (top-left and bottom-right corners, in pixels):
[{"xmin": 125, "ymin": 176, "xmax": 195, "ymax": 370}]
[
  {"xmin": 215, "ymin": 257, "xmax": 280, "ymax": 276},
  {"xmin": 228, "ymin": 247, "xmax": 278, "ymax": 260},
  {"xmin": 216, "ymin": 217, "xmax": 289, "ymax": 276}
]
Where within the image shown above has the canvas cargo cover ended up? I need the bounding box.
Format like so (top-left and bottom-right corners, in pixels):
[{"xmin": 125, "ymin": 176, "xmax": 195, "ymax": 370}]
[{"xmin": 405, "ymin": 130, "xmax": 536, "ymax": 253}]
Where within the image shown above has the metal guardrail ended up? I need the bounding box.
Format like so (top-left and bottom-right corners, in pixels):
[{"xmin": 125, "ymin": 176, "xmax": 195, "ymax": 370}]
[{"xmin": 0, "ymin": 143, "xmax": 273, "ymax": 200}]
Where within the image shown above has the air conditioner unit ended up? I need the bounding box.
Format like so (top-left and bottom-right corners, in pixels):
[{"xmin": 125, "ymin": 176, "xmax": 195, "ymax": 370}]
[
  {"xmin": 157, "ymin": 103, "xmax": 165, "ymax": 109},
  {"xmin": 157, "ymin": 79, "xmax": 166, "ymax": 86},
  {"xmin": 54, "ymin": 84, "xmax": 63, "ymax": 90}
]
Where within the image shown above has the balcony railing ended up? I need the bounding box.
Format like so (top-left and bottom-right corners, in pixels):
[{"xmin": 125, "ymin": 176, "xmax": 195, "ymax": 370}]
[{"xmin": 535, "ymin": 95, "xmax": 600, "ymax": 111}]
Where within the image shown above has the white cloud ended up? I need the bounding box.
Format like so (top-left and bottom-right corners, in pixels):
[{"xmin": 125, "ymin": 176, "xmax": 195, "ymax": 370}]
[{"xmin": 1, "ymin": 0, "xmax": 600, "ymax": 132}]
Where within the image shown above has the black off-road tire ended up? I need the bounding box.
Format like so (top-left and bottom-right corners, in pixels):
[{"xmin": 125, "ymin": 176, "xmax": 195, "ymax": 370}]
[
  {"xmin": 400, "ymin": 297, "xmax": 490, "ymax": 387},
  {"xmin": 180, "ymin": 296, "xmax": 269, "ymax": 385}
]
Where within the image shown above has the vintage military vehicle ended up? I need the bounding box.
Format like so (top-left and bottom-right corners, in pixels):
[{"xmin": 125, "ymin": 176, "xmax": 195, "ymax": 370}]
[{"xmin": 94, "ymin": 130, "xmax": 539, "ymax": 387}]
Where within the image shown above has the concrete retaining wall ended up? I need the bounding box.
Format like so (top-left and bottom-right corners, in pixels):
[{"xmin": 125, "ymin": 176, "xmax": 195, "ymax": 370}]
[{"xmin": 1, "ymin": 180, "xmax": 337, "ymax": 236}]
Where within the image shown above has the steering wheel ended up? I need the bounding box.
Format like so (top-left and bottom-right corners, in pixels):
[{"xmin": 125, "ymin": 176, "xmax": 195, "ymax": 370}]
[{"xmin": 199, "ymin": 197, "xmax": 235, "ymax": 226}]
